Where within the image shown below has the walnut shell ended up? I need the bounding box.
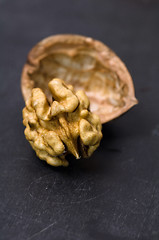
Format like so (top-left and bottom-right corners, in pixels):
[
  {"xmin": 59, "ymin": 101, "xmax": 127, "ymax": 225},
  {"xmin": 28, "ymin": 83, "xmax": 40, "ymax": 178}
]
[{"xmin": 21, "ymin": 34, "xmax": 137, "ymax": 124}]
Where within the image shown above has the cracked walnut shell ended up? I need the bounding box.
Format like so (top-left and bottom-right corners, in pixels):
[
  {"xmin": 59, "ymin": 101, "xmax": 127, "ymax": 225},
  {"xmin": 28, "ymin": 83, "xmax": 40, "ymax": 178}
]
[
  {"xmin": 23, "ymin": 78, "xmax": 102, "ymax": 167},
  {"xmin": 21, "ymin": 34, "xmax": 137, "ymax": 124}
]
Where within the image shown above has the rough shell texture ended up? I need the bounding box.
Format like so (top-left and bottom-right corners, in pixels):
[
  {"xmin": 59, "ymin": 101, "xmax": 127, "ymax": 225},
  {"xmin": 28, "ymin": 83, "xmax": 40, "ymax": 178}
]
[
  {"xmin": 22, "ymin": 78, "xmax": 102, "ymax": 167},
  {"xmin": 21, "ymin": 34, "xmax": 137, "ymax": 123}
]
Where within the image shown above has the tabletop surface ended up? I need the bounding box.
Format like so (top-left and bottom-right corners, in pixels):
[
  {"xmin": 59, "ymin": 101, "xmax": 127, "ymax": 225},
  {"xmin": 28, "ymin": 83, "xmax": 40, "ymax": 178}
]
[{"xmin": 0, "ymin": 1, "xmax": 159, "ymax": 240}]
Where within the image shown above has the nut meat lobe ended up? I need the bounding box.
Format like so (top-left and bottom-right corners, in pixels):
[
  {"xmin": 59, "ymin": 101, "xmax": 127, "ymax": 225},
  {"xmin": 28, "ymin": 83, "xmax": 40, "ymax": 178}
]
[{"xmin": 23, "ymin": 78, "xmax": 102, "ymax": 167}]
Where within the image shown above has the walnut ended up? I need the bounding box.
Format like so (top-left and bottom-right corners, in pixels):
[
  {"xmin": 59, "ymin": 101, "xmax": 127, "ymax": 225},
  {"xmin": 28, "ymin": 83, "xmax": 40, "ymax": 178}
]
[
  {"xmin": 21, "ymin": 34, "xmax": 138, "ymax": 167},
  {"xmin": 21, "ymin": 34, "xmax": 137, "ymax": 124},
  {"xmin": 23, "ymin": 78, "xmax": 102, "ymax": 167}
]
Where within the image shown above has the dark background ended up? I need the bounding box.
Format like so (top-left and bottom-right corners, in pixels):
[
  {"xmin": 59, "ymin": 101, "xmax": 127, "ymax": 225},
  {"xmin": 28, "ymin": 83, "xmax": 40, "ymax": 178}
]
[{"xmin": 1, "ymin": 0, "xmax": 159, "ymax": 239}]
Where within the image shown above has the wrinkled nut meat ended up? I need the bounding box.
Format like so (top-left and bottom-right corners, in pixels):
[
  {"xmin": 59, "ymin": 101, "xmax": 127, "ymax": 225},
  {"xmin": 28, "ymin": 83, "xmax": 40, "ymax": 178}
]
[
  {"xmin": 21, "ymin": 34, "xmax": 138, "ymax": 124},
  {"xmin": 23, "ymin": 78, "xmax": 103, "ymax": 167}
]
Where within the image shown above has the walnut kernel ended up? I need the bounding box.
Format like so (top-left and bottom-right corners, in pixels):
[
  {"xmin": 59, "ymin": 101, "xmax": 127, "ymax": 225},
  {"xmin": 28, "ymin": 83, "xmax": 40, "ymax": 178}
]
[{"xmin": 23, "ymin": 78, "xmax": 102, "ymax": 167}]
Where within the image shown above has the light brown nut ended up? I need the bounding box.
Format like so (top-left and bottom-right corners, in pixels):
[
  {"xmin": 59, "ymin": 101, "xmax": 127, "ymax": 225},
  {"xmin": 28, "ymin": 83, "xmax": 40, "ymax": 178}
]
[
  {"xmin": 22, "ymin": 78, "xmax": 103, "ymax": 167},
  {"xmin": 21, "ymin": 34, "xmax": 138, "ymax": 124}
]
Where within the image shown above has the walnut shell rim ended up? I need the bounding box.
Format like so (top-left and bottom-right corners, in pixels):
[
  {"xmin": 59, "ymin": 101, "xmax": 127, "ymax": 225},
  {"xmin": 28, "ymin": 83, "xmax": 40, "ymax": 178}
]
[{"xmin": 21, "ymin": 34, "xmax": 138, "ymax": 124}]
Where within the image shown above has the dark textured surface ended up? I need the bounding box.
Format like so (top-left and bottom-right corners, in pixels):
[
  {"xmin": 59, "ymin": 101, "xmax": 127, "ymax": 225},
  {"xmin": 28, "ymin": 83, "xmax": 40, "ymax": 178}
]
[{"xmin": 1, "ymin": 1, "xmax": 159, "ymax": 239}]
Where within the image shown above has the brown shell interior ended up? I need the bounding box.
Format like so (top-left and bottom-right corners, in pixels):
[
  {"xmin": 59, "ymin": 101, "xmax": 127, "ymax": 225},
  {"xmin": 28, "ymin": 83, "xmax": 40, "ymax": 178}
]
[{"xmin": 21, "ymin": 35, "xmax": 137, "ymax": 123}]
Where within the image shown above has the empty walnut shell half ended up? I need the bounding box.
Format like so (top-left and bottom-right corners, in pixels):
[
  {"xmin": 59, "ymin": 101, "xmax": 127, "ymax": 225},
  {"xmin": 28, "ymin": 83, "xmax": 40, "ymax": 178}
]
[{"xmin": 21, "ymin": 34, "xmax": 137, "ymax": 124}]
